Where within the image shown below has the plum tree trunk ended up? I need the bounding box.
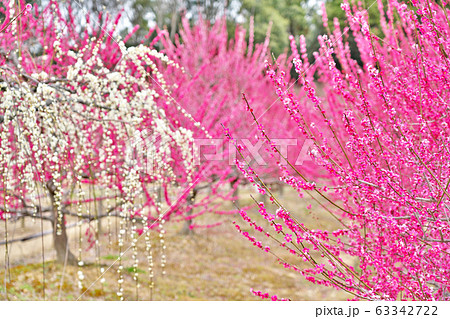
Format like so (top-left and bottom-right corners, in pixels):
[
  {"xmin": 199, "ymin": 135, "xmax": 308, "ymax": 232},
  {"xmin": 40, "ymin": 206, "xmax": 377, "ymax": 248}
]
[
  {"xmin": 52, "ymin": 214, "xmax": 78, "ymax": 265},
  {"xmin": 180, "ymin": 188, "xmax": 197, "ymax": 235},
  {"xmin": 47, "ymin": 180, "xmax": 77, "ymax": 265}
]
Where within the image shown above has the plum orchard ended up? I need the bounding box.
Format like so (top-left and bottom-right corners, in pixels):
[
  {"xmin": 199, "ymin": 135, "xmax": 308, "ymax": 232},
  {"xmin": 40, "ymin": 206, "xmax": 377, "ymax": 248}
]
[{"xmin": 0, "ymin": 0, "xmax": 301, "ymax": 300}]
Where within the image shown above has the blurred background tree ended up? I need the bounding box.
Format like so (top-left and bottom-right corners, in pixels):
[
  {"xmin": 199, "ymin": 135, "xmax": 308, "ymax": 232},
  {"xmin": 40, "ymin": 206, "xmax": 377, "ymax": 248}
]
[
  {"xmin": 54, "ymin": 0, "xmax": 308, "ymax": 54},
  {"xmin": 51, "ymin": 0, "xmax": 385, "ymax": 66},
  {"xmin": 237, "ymin": 0, "xmax": 309, "ymax": 56}
]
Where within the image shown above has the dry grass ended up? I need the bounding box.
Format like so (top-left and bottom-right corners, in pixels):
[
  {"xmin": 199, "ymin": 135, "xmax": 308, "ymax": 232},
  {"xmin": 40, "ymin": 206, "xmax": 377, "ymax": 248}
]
[{"xmin": 0, "ymin": 186, "xmax": 352, "ymax": 301}]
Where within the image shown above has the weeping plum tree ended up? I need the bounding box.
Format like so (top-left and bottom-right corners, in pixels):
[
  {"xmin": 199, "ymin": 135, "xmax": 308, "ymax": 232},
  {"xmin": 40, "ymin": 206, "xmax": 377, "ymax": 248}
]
[
  {"xmin": 233, "ymin": 0, "xmax": 450, "ymax": 300},
  {"xmin": 0, "ymin": 0, "xmax": 198, "ymax": 285}
]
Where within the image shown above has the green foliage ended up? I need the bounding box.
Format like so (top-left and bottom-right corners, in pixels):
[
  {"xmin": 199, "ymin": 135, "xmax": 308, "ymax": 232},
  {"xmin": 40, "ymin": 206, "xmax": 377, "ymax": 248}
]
[
  {"xmin": 102, "ymin": 254, "xmax": 120, "ymax": 260},
  {"xmin": 239, "ymin": 0, "xmax": 308, "ymax": 56},
  {"xmin": 125, "ymin": 267, "xmax": 146, "ymax": 274}
]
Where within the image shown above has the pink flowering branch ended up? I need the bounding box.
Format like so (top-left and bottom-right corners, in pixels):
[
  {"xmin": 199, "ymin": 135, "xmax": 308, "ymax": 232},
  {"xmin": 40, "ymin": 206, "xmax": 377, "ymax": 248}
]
[{"xmin": 232, "ymin": 0, "xmax": 450, "ymax": 301}]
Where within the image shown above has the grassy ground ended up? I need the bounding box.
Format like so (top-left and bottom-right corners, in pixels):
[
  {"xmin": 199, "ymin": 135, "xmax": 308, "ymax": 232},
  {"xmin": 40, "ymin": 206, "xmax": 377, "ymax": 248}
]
[{"xmin": 0, "ymin": 186, "xmax": 351, "ymax": 301}]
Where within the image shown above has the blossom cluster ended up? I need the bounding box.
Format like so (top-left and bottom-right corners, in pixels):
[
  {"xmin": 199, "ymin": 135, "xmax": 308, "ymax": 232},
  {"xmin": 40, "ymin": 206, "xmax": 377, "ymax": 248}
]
[{"xmin": 235, "ymin": 0, "xmax": 450, "ymax": 300}]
